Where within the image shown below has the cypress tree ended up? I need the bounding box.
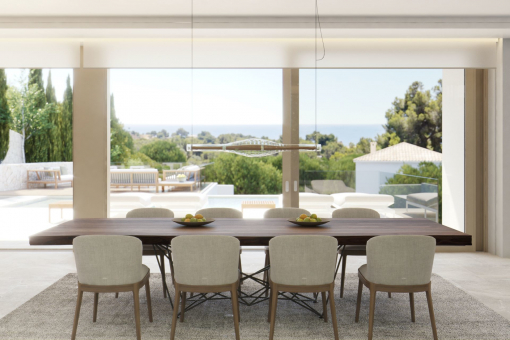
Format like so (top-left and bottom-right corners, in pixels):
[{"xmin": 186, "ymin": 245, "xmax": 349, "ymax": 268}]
[
  {"xmin": 45, "ymin": 70, "xmax": 57, "ymax": 104},
  {"xmin": 25, "ymin": 69, "xmax": 49, "ymax": 163},
  {"xmin": 0, "ymin": 69, "xmax": 10, "ymax": 161},
  {"xmin": 46, "ymin": 71, "xmax": 63, "ymax": 161},
  {"xmin": 62, "ymin": 75, "xmax": 73, "ymax": 161}
]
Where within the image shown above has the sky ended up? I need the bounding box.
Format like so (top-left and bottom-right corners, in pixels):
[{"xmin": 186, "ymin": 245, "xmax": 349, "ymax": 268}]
[{"xmin": 4, "ymin": 68, "xmax": 442, "ymax": 126}]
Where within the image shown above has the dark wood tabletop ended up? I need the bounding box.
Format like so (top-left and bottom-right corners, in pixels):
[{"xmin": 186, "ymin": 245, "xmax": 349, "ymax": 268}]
[{"xmin": 29, "ymin": 218, "xmax": 472, "ymax": 246}]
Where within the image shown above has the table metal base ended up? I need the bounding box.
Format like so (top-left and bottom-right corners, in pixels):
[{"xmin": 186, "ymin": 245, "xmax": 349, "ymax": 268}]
[{"xmin": 152, "ymin": 244, "xmax": 342, "ymax": 318}]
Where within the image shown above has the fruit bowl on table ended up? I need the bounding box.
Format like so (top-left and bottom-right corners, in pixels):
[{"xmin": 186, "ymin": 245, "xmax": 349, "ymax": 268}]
[
  {"xmin": 288, "ymin": 218, "xmax": 330, "ymax": 227},
  {"xmin": 173, "ymin": 218, "xmax": 214, "ymax": 227}
]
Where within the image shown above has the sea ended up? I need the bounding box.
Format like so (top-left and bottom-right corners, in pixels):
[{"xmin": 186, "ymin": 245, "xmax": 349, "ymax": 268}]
[{"xmin": 126, "ymin": 124, "xmax": 385, "ymax": 145}]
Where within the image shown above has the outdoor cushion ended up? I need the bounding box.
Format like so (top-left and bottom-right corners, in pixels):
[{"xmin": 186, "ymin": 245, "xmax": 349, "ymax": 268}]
[
  {"xmin": 60, "ymin": 174, "xmax": 74, "ymax": 181},
  {"xmin": 298, "ymin": 193, "xmax": 334, "ymax": 209},
  {"xmin": 311, "ymin": 180, "xmax": 355, "ymax": 195},
  {"xmin": 332, "ymin": 193, "xmax": 394, "ymax": 209},
  {"xmin": 407, "ymin": 192, "xmax": 438, "ymax": 208}
]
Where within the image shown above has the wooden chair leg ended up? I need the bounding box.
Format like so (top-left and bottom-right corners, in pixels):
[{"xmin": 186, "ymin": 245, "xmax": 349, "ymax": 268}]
[
  {"xmin": 145, "ymin": 279, "xmax": 153, "ymax": 322},
  {"xmin": 368, "ymin": 288, "xmax": 376, "ymax": 340},
  {"xmin": 71, "ymin": 289, "xmax": 83, "ymax": 340},
  {"xmin": 231, "ymin": 284, "xmax": 241, "ymax": 340},
  {"xmin": 263, "ymin": 252, "xmax": 269, "ymax": 297},
  {"xmin": 388, "ymin": 292, "xmax": 392, "ymax": 298},
  {"xmin": 161, "ymin": 254, "xmax": 167, "ymax": 298},
  {"xmin": 329, "ymin": 285, "xmax": 339, "ymax": 340},
  {"xmin": 93, "ymin": 293, "xmax": 99, "ymax": 322},
  {"xmin": 321, "ymin": 292, "xmax": 328, "ymax": 323},
  {"xmin": 115, "ymin": 292, "xmax": 119, "ymax": 298},
  {"xmin": 239, "ymin": 255, "xmax": 243, "ymax": 286},
  {"xmin": 180, "ymin": 291, "xmax": 186, "ymax": 322},
  {"xmin": 355, "ymin": 279, "xmax": 363, "ymax": 323},
  {"xmin": 409, "ymin": 292, "xmax": 415, "ymax": 322},
  {"xmin": 133, "ymin": 289, "xmax": 141, "ymax": 340},
  {"xmin": 269, "ymin": 283, "xmax": 278, "ymax": 340},
  {"xmin": 170, "ymin": 288, "xmax": 181, "ymax": 340},
  {"xmin": 267, "ymin": 283, "xmax": 273, "ymax": 323},
  {"xmin": 340, "ymin": 254, "xmax": 347, "ymax": 298},
  {"xmin": 426, "ymin": 289, "xmax": 438, "ymax": 340}
]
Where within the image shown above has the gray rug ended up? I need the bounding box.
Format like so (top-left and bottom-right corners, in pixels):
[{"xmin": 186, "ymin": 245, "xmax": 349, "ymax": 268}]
[{"xmin": 1, "ymin": 273, "xmax": 510, "ymax": 340}]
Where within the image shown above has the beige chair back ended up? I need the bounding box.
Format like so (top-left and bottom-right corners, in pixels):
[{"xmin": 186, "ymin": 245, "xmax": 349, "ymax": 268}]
[
  {"xmin": 366, "ymin": 235, "xmax": 436, "ymax": 286},
  {"xmin": 195, "ymin": 208, "xmax": 242, "ymax": 219},
  {"xmin": 332, "ymin": 208, "xmax": 380, "ymax": 219},
  {"xmin": 269, "ymin": 235, "xmax": 338, "ymax": 286},
  {"xmin": 264, "ymin": 207, "xmax": 310, "ymax": 219},
  {"xmin": 126, "ymin": 208, "xmax": 174, "ymax": 218},
  {"xmin": 171, "ymin": 235, "xmax": 240, "ymax": 286},
  {"xmin": 73, "ymin": 235, "xmax": 145, "ymax": 286}
]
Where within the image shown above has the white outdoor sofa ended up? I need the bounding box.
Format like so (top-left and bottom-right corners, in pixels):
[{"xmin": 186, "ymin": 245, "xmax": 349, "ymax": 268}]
[
  {"xmin": 331, "ymin": 192, "xmax": 395, "ymax": 214},
  {"xmin": 110, "ymin": 168, "xmax": 159, "ymax": 192},
  {"xmin": 298, "ymin": 193, "xmax": 335, "ymax": 210},
  {"xmin": 27, "ymin": 168, "xmax": 73, "ymax": 189},
  {"xmin": 150, "ymin": 193, "xmax": 208, "ymax": 211}
]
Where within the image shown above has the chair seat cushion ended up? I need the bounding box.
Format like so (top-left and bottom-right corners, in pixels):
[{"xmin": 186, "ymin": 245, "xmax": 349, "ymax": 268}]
[{"xmin": 359, "ymin": 264, "xmax": 368, "ymax": 278}]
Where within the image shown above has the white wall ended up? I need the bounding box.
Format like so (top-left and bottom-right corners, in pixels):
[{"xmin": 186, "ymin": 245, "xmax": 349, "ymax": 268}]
[
  {"xmin": 442, "ymin": 69, "xmax": 465, "ymax": 232},
  {"xmin": 494, "ymin": 38, "xmax": 510, "ymax": 257},
  {"xmin": 1, "ymin": 130, "xmax": 23, "ymax": 164}
]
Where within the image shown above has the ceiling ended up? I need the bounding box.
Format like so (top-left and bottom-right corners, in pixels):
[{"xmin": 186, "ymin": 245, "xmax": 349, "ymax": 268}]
[
  {"xmin": 0, "ymin": 0, "xmax": 510, "ymax": 17},
  {"xmin": 1, "ymin": 0, "xmax": 510, "ymax": 39}
]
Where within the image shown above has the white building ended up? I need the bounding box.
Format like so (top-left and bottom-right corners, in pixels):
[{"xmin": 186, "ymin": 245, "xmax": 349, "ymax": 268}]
[{"xmin": 353, "ymin": 142, "xmax": 442, "ymax": 194}]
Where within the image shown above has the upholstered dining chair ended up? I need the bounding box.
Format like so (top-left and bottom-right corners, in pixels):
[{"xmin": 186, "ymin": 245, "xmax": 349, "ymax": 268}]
[
  {"xmin": 195, "ymin": 207, "xmax": 243, "ymax": 219},
  {"xmin": 262, "ymin": 208, "xmax": 311, "ymax": 296},
  {"xmin": 332, "ymin": 208, "xmax": 385, "ymax": 298},
  {"xmin": 263, "ymin": 207, "xmax": 310, "ymax": 219},
  {"xmin": 356, "ymin": 235, "xmax": 437, "ymax": 340},
  {"xmin": 72, "ymin": 235, "xmax": 153, "ymax": 340},
  {"xmin": 170, "ymin": 235, "xmax": 241, "ymax": 340},
  {"xmin": 126, "ymin": 207, "xmax": 174, "ymax": 298},
  {"xmin": 195, "ymin": 208, "xmax": 244, "ymax": 288},
  {"xmin": 268, "ymin": 235, "xmax": 339, "ymax": 340}
]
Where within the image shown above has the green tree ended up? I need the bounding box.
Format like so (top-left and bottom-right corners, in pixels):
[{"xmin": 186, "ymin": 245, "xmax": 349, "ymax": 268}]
[
  {"xmin": 305, "ymin": 131, "xmax": 337, "ymax": 145},
  {"xmin": 61, "ymin": 75, "xmax": 73, "ymax": 161},
  {"xmin": 110, "ymin": 94, "xmax": 134, "ymax": 164},
  {"xmin": 8, "ymin": 83, "xmax": 53, "ymax": 163},
  {"xmin": 174, "ymin": 128, "xmax": 189, "ymax": 138},
  {"xmin": 45, "ymin": 70, "xmax": 57, "ymax": 104},
  {"xmin": 22, "ymin": 69, "xmax": 50, "ymax": 162},
  {"xmin": 0, "ymin": 69, "xmax": 10, "ymax": 160},
  {"xmin": 139, "ymin": 140, "xmax": 186, "ymax": 163},
  {"xmin": 379, "ymin": 80, "xmax": 442, "ymax": 152},
  {"xmin": 202, "ymin": 153, "xmax": 282, "ymax": 194}
]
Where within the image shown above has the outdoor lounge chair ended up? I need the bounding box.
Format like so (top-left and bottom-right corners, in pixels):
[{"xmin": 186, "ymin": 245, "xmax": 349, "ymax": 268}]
[{"xmin": 406, "ymin": 192, "xmax": 439, "ymax": 222}]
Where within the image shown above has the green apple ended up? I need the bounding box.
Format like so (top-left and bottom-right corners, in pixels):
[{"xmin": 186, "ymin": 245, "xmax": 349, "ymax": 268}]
[
  {"xmin": 297, "ymin": 218, "xmax": 303, "ymax": 222},
  {"xmin": 310, "ymin": 213, "xmax": 317, "ymax": 219},
  {"xmin": 185, "ymin": 214, "xmax": 194, "ymax": 219},
  {"xmin": 181, "ymin": 218, "xmax": 186, "ymax": 222},
  {"xmin": 190, "ymin": 218, "xmax": 197, "ymax": 222},
  {"xmin": 310, "ymin": 218, "xmax": 317, "ymax": 222},
  {"xmin": 317, "ymin": 218, "xmax": 322, "ymax": 222},
  {"xmin": 303, "ymin": 217, "xmax": 310, "ymax": 222},
  {"xmin": 202, "ymin": 218, "xmax": 206, "ymax": 221}
]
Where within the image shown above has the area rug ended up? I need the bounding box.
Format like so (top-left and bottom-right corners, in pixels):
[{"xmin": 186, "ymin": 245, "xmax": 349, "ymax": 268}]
[{"xmin": 1, "ymin": 273, "xmax": 510, "ymax": 340}]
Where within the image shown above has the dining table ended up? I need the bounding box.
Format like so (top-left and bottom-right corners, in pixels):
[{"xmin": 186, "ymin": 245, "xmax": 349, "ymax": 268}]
[{"xmin": 29, "ymin": 217, "xmax": 472, "ymax": 316}]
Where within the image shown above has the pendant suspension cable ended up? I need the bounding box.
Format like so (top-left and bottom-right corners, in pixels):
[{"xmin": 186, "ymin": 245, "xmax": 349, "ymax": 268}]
[
  {"xmin": 314, "ymin": 0, "xmax": 325, "ymax": 153},
  {"xmin": 190, "ymin": 0, "xmax": 194, "ymax": 154}
]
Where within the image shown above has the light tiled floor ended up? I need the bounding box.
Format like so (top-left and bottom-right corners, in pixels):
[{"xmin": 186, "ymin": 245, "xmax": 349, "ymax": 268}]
[{"xmin": 1, "ymin": 250, "xmax": 510, "ymax": 323}]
